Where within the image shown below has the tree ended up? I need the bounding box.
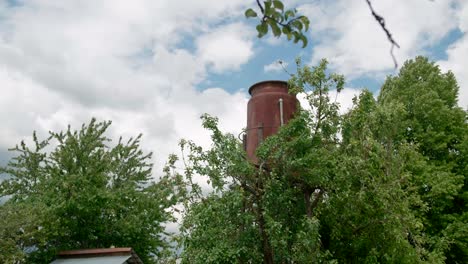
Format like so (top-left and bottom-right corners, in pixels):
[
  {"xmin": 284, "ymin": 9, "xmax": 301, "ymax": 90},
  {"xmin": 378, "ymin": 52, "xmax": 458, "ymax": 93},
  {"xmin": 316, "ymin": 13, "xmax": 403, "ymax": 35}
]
[
  {"xmin": 0, "ymin": 119, "xmax": 181, "ymax": 263},
  {"xmin": 379, "ymin": 56, "xmax": 468, "ymax": 262},
  {"xmin": 0, "ymin": 202, "xmax": 46, "ymax": 263},
  {"xmin": 339, "ymin": 90, "xmax": 443, "ymax": 262},
  {"xmin": 176, "ymin": 58, "xmax": 456, "ymax": 263}
]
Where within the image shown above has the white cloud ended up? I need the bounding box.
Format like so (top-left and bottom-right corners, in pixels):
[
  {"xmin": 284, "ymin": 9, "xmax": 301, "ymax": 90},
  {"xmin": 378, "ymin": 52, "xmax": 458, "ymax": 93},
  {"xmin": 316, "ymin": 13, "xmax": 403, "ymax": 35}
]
[
  {"xmin": 438, "ymin": 0, "xmax": 468, "ymax": 108},
  {"xmin": 0, "ymin": 66, "xmax": 63, "ymax": 147},
  {"xmin": 264, "ymin": 60, "xmax": 288, "ymax": 73},
  {"xmin": 196, "ymin": 23, "xmax": 255, "ymax": 73},
  {"xmin": 0, "ymin": 0, "xmax": 251, "ymax": 175},
  {"xmin": 301, "ymin": 0, "xmax": 459, "ymax": 79}
]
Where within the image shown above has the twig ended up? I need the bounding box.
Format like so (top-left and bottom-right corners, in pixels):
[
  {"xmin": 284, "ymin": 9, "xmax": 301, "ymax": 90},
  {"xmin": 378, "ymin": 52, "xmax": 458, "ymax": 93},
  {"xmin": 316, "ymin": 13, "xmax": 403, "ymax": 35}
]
[
  {"xmin": 279, "ymin": 60, "xmax": 293, "ymax": 77},
  {"xmin": 256, "ymin": 0, "xmax": 265, "ymax": 14},
  {"xmin": 365, "ymin": 0, "xmax": 400, "ymax": 69}
]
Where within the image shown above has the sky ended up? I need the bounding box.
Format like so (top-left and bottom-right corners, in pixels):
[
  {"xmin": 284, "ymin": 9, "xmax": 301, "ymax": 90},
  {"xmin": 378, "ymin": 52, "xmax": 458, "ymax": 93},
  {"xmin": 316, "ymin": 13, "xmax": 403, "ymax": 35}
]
[{"xmin": 0, "ymin": 0, "xmax": 467, "ymax": 176}]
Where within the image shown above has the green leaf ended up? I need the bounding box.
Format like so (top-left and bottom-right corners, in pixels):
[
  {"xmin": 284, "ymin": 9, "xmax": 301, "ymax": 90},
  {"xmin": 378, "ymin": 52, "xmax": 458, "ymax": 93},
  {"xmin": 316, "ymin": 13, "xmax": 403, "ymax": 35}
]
[
  {"xmin": 268, "ymin": 19, "xmax": 281, "ymax": 37},
  {"xmin": 293, "ymin": 32, "xmax": 300, "ymax": 43},
  {"xmin": 244, "ymin": 8, "xmax": 257, "ymax": 18},
  {"xmin": 271, "ymin": 10, "xmax": 282, "ymax": 22},
  {"xmin": 291, "ymin": 20, "xmax": 303, "ymax": 31},
  {"xmin": 264, "ymin": 1, "xmax": 273, "ymax": 15},
  {"xmin": 285, "ymin": 10, "xmax": 295, "ymax": 20},
  {"xmin": 273, "ymin": 0, "xmax": 284, "ymax": 11},
  {"xmin": 299, "ymin": 34, "xmax": 308, "ymax": 48},
  {"xmin": 256, "ymin": 22, "xmax": 269, "ymax": 38},
  {"xmin": 300, "ymin": 16, "xmax": 310, "ymax": 31}
]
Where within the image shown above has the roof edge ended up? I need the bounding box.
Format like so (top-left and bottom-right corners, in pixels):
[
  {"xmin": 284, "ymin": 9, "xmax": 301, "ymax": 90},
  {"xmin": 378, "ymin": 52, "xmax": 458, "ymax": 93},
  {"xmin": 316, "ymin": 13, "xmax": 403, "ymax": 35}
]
[
  {"xmin": 58, "ymin": 248, "xmax": 133, "ymax": 258},
  {"xmin": 248, "ymin": 80, "xmax": 287, "ymax": 95}
]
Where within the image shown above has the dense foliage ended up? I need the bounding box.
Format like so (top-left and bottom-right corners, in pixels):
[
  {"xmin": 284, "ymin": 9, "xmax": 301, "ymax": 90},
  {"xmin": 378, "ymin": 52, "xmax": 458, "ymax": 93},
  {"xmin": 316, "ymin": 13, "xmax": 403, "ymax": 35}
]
[
  {"xmin": 0, "ymin": 119, "xmax": 180, "ymax": 263},
  {"xmin": 0, "ymin": 57, "xmax": 465, "ymax": 263},
  {"xmin": 177, "ymin": 57, "xmax": 467, "ymax": 263},
  {"xmin": 379, "ymin": 57, "xmax": 468, "ymax": 262}
]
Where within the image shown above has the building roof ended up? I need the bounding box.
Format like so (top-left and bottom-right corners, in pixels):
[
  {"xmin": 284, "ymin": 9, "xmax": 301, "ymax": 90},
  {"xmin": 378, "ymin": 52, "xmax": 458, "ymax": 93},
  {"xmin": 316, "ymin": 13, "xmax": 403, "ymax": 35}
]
[
  {"xmin": 50, "ymin": 255, "xmax": 131, "ymax": 264},
  {"xmin": 50, "ymin": 248, "xmax": 143, "ymax": 264}
]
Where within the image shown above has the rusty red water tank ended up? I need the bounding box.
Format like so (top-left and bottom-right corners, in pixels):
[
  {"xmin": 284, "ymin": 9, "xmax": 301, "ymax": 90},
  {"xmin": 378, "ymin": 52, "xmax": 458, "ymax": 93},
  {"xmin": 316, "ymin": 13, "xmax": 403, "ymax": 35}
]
[{"xmin": 245, "ymin": 80, "xmax": 299, "ymax": 163}]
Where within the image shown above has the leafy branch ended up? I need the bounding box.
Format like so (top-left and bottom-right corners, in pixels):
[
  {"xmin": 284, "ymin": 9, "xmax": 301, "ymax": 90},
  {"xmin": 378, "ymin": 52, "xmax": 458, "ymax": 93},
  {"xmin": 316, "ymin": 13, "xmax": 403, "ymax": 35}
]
[{"xmin": 245, "ymin": 0, "xmax": 310, "ymax": 47}]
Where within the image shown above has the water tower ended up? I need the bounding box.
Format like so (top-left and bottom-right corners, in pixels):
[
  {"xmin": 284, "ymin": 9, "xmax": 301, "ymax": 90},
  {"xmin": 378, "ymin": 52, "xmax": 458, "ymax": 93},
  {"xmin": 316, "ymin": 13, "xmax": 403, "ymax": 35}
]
[{"xmin": 244, "ymin": 80, "xmax": 299, "ymax": 163}]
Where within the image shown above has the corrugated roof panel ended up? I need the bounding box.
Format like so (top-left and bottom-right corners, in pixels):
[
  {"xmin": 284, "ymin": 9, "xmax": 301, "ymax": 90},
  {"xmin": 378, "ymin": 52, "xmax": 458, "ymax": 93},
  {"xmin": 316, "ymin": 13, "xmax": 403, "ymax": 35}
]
[{"xmin": 50, "ymin": 255, "xmax": 131, "ymax": 264}]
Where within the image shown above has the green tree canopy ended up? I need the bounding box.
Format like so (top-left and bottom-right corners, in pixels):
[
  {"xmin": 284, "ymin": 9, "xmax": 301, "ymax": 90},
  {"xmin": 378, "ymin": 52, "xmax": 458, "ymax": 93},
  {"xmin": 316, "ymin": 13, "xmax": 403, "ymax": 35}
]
[
  {"xmin": 177, "ymin": 57, "xmax": 467, "ymax": 263},
  {"xmin": 379, "ymin": 56, "xmax": 468, "ymax": 262},
  {"xmin": 1, "ymin": 57, "xmax": 465, "ymax": 263},
  {"xmin": 0, "ymin": 119, "xmax": 181, "ymax": 263}
]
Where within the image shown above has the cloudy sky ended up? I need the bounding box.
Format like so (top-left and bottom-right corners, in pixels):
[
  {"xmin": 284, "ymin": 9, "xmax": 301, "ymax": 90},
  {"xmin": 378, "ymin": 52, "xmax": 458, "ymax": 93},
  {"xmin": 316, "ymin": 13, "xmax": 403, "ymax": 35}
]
[{"xmin": 0, "ymin": 0, "xmax": 467, "ymax": 175}]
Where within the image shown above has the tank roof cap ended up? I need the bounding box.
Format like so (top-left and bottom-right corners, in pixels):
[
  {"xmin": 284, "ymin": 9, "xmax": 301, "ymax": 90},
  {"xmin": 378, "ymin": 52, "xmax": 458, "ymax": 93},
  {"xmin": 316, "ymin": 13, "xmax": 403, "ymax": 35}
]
[{"xmin": 248, "ymin": 80, "xmax": 288, "ymax": 95}]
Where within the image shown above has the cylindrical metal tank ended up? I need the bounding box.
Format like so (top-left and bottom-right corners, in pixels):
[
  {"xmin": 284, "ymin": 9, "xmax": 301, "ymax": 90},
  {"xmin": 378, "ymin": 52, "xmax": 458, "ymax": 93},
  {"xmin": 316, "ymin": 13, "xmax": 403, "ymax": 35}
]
[{"xmin": 245, "ymin": 80, "xmax": 299, "ymax": 163}]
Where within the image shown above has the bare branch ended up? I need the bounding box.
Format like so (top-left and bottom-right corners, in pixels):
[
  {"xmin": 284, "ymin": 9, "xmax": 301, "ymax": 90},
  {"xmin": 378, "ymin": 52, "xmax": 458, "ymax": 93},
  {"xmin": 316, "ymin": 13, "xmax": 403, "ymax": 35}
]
[
  {"xmin": 279, "ymin": 60, "xmax": 294, "ymax": 77},
  {"xmin": 365, "ymin": 0, "xmax": 400, "ymax": 68}
]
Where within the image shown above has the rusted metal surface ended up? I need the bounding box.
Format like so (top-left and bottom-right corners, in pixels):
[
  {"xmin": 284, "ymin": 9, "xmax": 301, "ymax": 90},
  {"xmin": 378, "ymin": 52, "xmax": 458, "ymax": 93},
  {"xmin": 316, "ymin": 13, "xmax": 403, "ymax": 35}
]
[{"xmin": 245, "ymin": 80, "xmax": 299, "ymax": 163}]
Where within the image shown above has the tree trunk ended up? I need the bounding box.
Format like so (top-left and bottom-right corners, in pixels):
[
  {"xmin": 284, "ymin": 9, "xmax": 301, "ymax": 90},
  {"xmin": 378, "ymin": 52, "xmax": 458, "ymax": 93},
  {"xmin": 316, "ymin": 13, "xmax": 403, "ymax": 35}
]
[{"xmin": 258, "ymin": 209, "xmax": 274, "ymax": 264}]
